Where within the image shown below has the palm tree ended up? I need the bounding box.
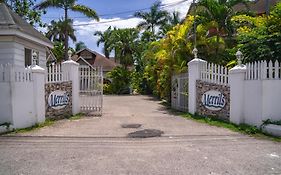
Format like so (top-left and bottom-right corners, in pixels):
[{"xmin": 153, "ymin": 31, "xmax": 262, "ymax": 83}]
[
  {"xmin": 196, "ymin": 0, "xmax": 249, "ymax": 53},
  {"xmin": 109, "ymin": 28, "xmax": 139, "ymax": 69},
  {"xmin": 158, "ymin": 11, "xmax": 182, "ymax": 37},
  {"xmin": 35, "ymin": 0, "xmax": 99, "ymax": 60},
  {"xmin": 94, "ymin": 26, "xmax": 113, "ymax": 58},
  {"xmin": 75, "ymin": 41, "xmax": 87, "ymax": 52},
  {"xmin": 134, "ymin": 1, "xmax": 168, "ymax": 35},
  {"xmin": 46, "ymin": 19, "xmax": 76, "ymax": 43}
]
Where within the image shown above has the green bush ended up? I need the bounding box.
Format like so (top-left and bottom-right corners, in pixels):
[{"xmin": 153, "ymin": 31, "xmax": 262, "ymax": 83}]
[{"xmin": 106, "ymin": 67, "xmax": 131, "ymax": 94}]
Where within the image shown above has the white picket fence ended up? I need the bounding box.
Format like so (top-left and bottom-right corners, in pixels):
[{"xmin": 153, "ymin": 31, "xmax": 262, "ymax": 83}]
[
  {"xmin": 46, "ymin": 63, "xmax": 69, "ymax": 83},
  {"xmin": 0, "ymin": 64, "xmax": 32, "ymax": 82},
  {"xmin": 245, "ymin": 60, "xmax": 281, "ymax": 80},
  {"xmin": 200, "ymin": 62, "xmax": 229, "ymax": 85}
]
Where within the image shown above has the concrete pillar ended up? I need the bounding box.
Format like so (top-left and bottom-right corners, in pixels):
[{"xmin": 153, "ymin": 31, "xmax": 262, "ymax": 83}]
[
  {"xmin": 188, "ymin": 58, "xmax": 206, "ymax": 114},
  {"xmin": 31, "ymin": 65, "xmax": 46, "ymax": 123},
  {"xmin": 229, "ymin": 65, "xmax": 247, "ymax": 124},
  {"xmin": 62, "ymin": 60, "xmax": 80, "ymax": 114}
]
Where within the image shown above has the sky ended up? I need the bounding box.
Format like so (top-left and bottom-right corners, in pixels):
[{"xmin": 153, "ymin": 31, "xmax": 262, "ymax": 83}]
[{"xmin": 40, "ymin": 0, "xmax": 192, "ymax": 55}]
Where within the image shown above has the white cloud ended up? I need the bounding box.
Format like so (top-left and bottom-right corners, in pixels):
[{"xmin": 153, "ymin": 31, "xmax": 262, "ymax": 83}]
[
  {"xmin": 161, "ymin": 0, "xmax": 192, "ymax": 18},
  {"xmin": 50, "ymin": 0, "xmax": 192, "ymax": 54}
]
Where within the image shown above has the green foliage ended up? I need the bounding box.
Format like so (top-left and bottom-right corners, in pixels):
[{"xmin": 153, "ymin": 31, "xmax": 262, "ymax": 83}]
[
  {"xmin": 107, "ymin": 67, "xmax": 132, "ymax": 94},
  {"xmin": 51, "ymin": 41, "xmax": 65, "ymax": 62},
  {"xmin": 4, "ymin": 0, "xmax": 46, "ymax": 27},
  {"xmin": 233, "ymin": 2, "xmax": 281, "ymax": 62}
]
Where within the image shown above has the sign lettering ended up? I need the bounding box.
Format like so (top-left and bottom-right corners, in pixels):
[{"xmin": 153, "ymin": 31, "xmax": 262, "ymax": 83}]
[
  {"xmin": 48, "ymin": 90, "xmax": 70, "ymax": 110},
  {"xmin": 201, "ymin": 90, "xmax": 226, "ymax": 111}
]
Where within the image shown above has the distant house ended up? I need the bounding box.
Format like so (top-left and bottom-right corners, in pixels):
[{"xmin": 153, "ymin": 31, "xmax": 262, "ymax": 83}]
[
  {"xmin": 0, "ymin": 3, "xmax": 53, "ymax": 68},
  {"xmin": 72, "ymin": 48, "xmax": 118, "ymax": 82}
]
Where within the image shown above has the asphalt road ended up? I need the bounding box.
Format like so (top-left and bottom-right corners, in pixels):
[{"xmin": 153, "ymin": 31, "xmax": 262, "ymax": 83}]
[{"xmin": 0, "ymin": 95, "xmax": 280, "ymax": 175}]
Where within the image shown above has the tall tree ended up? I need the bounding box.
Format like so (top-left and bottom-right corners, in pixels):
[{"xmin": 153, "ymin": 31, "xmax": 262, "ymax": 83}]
[
  {"xmin": 2, "ymin": 0, "xmax": 45, "ymax": 26},
  {"xmin": 75, "ymin": 41, "xmax": 87, "ymax": 52},
  {"xmin": 35, "ymin": 0, "xmax": 99, "ymax": 60},
  {"xmin": 158, "ymin": 11, "xmax": 182, "ymax": 37},
  {"xmin": 46, "ymin": 19, "xmax": 76, "ymax": 43},
  {"xmin": 196, "ymin": 0, "xmax": 249, "ymax": 53},
  {"xmin": 134, "ymin": 1, "xmax": 168, "ymax": 36},
  {"xmin": 94, "ymin": 26, "xmax": 113, "ymax": 58},
  {"xmin": 109, "ymin": 28, "xmax": 139, "ymax": 69}
]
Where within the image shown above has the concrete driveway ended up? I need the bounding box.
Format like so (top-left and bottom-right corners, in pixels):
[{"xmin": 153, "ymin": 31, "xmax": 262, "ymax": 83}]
[{"xmin": 0, "ymin": 95, "xmax": 281, "ymax": 175}]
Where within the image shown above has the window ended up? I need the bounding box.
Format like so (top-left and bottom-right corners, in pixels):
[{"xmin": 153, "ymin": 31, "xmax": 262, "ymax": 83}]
[
  {"xmin": 24, "ymin": 48, "xmax": 31, "ymax": 67},
  {"xmin": 24, "ymin": 48, "xmax": 39, "ymax": 67}
]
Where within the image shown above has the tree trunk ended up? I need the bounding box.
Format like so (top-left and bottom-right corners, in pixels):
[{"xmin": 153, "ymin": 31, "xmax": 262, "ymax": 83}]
[{"xmin": 64, "ymin": 8, "xmax": 69, "ymax": 61}]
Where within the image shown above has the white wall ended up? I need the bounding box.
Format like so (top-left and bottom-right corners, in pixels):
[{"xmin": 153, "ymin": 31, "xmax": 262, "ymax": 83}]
[
  {"xmin": 0, "ymin": 82, "xmax": 12, "ymax": 124},
  {"xmin": 12, "ymin": 82, "xmax": 36, "ymax": 128},
  {"xmin": 262, "ymin": 80, "xmax": 281, "ymax": 122},
  {"xmin": 244, "ymin": 81, "xmax": 263, "ymax": 126}
]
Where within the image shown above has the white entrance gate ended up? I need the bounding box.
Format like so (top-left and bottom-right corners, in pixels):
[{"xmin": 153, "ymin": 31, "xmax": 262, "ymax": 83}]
[
  {"xmin": 79, "ymin": 65, "xmax": 103, "ymax": 115},
  {"xmin": 171, "ymin": 73, "xmax": 189, "ymax": 112}
]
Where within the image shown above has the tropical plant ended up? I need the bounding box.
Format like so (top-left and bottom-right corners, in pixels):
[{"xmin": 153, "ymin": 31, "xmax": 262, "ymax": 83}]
[
  {"xmin": 143, "ymin": 16, "xmax": 195, "ymax": 100},
  {"xmin": 46, "ymin": 19, "xmax": 76, "ymax": 43},
  {"xmin": 35, "ymin": 0, "xmax": 99, "ymax": 60},
  {"xmin": 134, "ymin": 1, "xmax": 168, "ymax": 36},
  {"xmin": 51, "ymin": 41, "xmax": 65, "ymax": 62},
  {"xmin": 94, "ymin": 26, "xmax": 113, "ymax": 58}
]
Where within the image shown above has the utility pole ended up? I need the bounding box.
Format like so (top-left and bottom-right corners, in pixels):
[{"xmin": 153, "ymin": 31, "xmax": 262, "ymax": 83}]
[{"xmin": 193, "ymin": 0, "xmax": 197, "ymax": 48}]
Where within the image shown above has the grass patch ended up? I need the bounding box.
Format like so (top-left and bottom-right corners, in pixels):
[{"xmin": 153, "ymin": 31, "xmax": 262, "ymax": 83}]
[
  {"xmin": 7, "ymin": 119, "xmax": 55, "ymax": 134},
  {"xmin": 181, "ymin": 113, "xmax": 281, "ymax": 142},
  {"xmin": 67, "ymin": 113, "xmax": 83, "ymax": 120}
]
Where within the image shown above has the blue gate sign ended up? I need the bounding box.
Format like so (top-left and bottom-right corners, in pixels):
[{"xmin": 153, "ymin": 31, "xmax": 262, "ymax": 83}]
[
  {"xmin": 201, "ymin": 90, "xmax": 226, "ymax": 111},
  {"xmin": 48, "ymin": 90, "xmax": 70, "ymax": 110}
]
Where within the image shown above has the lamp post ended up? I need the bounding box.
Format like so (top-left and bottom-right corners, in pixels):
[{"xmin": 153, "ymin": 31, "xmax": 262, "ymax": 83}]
[{"xmin": 235, "ymin": 50, "xmax": 243, "ymax": 66}]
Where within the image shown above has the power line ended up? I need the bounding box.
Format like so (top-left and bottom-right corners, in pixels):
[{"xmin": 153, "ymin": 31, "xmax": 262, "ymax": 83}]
[
  {"xmin": 72, "ymin": 0, "xmax": 190, "ymax": 27},
  {"xmin": 41, "ymin": 0, "xmax": 189, "ymax": 19}
]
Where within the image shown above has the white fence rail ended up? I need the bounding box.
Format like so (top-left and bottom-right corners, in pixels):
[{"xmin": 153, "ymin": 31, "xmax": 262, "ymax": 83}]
[
  {"xmin": 200, "ymin": 62, "xmax": 229, "ymax": 85},
  {"xmin": 46, "ymin": 63, "xmax": 69, "ymax": 83},
  {"xmin": 246, "ymin": 60, "xmax": 281, "ymax": 80},
  {"xmin": 0, "ymin": 64, "xmax": 32, "ymax": 82}
]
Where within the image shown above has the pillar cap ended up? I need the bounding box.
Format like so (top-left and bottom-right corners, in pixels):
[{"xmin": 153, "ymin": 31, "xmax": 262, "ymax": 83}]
[
  {"xmin": 62, "ymin": 60, "xmax": 79, "ymax": 66},
  {"xmin": 31, "ymin": 65, "xmax": 45, "ymax": 73},
  {"xmin": 229, "ymin": 65, "xmax": 247, "ymax": 74}
]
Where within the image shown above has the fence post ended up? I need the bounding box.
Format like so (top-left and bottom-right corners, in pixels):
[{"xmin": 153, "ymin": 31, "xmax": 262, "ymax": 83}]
[
  {"xmin": 188, "ymin": 48, "xmax": 206, "ymax": 114},
  {"xmin": 229, "ymin": 51, "xmax": 247, "ymax": 124},
  {"xmin": 62, "ymin": 59, "xmax": 80, "ymax": 115},
  {"xmin": 31, "ymin": 65, "xmax": 46, "ymax": 124}
]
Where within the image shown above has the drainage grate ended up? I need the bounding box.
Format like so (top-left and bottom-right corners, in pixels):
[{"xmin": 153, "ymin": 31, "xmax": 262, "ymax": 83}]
[
  {"xmin": 121, "ymin": 124, "xmax": 141, "ymax": 128},
  {"xmin": 127, "ymin": 129, "xmax": 164, "ymax": 138}
]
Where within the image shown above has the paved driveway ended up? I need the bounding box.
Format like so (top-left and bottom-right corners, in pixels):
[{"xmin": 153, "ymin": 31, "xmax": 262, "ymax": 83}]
[{"xmin": 0, "ymin": 95, "xmax": 281, "ymax": 175}]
